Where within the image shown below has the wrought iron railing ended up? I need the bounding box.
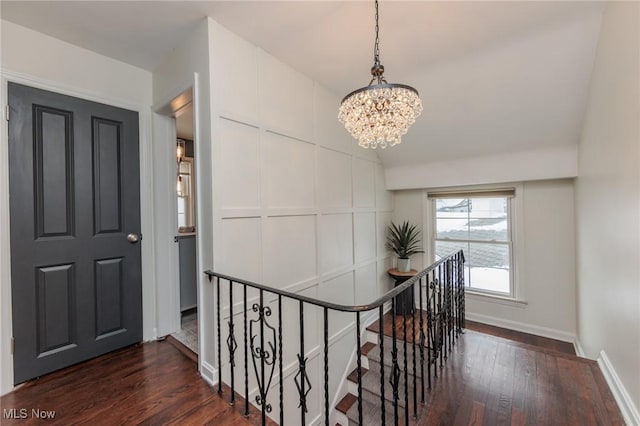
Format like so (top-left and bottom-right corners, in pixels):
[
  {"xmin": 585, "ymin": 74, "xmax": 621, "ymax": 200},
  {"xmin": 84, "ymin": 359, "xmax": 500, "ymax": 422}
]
[{"xmin": 204, "ymin": 250, "xmax": 465, "ymax": 425}]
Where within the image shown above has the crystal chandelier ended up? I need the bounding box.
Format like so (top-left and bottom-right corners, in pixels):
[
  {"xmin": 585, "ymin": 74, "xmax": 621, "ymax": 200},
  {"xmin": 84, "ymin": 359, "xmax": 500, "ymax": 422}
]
[{"xmin": 338, "ymin": 0, "xmax": 423, "ymax": 149}]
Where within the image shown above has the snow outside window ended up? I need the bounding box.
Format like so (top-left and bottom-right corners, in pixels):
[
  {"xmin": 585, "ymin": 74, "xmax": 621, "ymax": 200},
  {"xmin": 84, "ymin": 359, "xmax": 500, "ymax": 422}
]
[{"xmin": 431, "ymin": 194, "xmax": 513, "ymax": 296}]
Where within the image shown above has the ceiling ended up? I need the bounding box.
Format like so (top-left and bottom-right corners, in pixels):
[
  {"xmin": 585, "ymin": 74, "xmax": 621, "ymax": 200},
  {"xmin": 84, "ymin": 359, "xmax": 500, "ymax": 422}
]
[{"xmin": 1, "ymin": 1, "xmax": 606, "ymax": 166}]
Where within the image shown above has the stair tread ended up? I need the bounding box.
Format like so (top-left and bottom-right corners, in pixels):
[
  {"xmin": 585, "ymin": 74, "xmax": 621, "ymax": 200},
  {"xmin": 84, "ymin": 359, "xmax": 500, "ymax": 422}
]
[
  {"xmin": 361, "ymin": 342, "xmax": 376, "ymax": 356},
  {"xmin": 336, "ymin": 393, "xmax": 358, "ymax": 415},
  {"xmin": 345, "ymin": 389, "xmax": 421, "ymax": 426}
]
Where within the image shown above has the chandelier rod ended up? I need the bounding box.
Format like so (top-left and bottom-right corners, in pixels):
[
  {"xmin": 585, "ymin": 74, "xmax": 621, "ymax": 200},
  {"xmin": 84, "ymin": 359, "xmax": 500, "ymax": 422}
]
[
  {"xmin": 370, "ymin": 0, "xmax": 386, "ymax": 86},
  {"xmin": 373, "ymin": 0, "xmax": 380, "ymax": 66}
]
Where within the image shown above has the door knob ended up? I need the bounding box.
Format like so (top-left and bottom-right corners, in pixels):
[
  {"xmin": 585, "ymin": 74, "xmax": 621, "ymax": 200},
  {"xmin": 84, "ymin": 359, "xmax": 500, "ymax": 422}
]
[{"xmin": 127, "ymin": 233, "xmax": 141, "ymax": 244}]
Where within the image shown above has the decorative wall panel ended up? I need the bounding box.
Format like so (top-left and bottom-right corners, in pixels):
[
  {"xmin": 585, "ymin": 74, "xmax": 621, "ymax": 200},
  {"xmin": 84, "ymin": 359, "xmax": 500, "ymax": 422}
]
[{"xmin": 219, "ymin": 119, "xmax": 260, "ymax": 209}]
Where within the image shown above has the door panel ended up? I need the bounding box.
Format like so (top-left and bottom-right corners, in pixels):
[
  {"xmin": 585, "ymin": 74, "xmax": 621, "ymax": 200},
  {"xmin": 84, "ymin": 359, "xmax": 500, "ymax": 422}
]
[
  {"xmin": 93, "ymin": 118, "xmax": 123, "ymax": 234},
  {"xmin": 36, "ymin": 264, "xmax": 76, "ymax": 356},
  {"xmin": 34, "ymin": 105, "xmax": 75, "ymax": 238},
  {"xmin": 9, "ymin": 83, "xmax": 142, "ymax": 384},
  {"xmin": 95, "ymin": 257, "xmax": 124, "ymax": 338}
]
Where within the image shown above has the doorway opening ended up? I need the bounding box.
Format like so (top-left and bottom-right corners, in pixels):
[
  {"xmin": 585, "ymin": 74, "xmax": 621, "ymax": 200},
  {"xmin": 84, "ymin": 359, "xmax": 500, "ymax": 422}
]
[{"xmin": 169, "ymin": 90, "xmax": 198, "ymax": 355}]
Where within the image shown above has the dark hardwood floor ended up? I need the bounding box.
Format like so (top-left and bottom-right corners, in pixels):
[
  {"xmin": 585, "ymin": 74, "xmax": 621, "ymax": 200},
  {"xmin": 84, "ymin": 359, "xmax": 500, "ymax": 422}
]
[
  {"xmin": 0, "ymin": 341, "xmax": 269, "ymax": 425},
  {"xmin": 1, "ymin": 314, "xmax": 624, "ymax": 425},
  {"xmin": 361, "ymin": 312, "xmax": 624, "ymax": 425}
]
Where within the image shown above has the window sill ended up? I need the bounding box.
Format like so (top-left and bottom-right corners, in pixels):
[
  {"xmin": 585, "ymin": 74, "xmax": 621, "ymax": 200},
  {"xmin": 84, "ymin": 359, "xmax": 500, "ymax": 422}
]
[{"xmin": 465, "ymin": 290, "xmax": 528, "ymax": 308}]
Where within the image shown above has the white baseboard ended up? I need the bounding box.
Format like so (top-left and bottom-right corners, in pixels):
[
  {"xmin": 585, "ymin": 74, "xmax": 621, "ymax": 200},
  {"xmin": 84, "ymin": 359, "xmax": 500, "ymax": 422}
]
[
  {"xmin": 465, "ymin": 312, "xmax": 576, "ymax": 343},
  {"xmin": 597, "ymin": 351, "xmax": 640, "ymax": 426},
  {"xmin": 200, "ymin": 361, "xmax": 215, "ymax": 387},
  {"xmin": 573, "ymin": 338, "xmax": 587, "ymax": 358}
]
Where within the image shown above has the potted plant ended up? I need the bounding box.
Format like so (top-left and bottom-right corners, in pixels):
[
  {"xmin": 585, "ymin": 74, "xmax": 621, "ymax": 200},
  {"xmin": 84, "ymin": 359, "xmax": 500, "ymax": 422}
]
[{"xmin": 386, "ymin": 221, "xmax": 424, "ymax": 272}]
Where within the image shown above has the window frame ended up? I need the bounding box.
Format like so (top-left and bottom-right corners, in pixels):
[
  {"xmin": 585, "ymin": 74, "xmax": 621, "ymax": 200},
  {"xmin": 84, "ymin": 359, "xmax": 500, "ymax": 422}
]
[{"xmin": 424, "ymin": 184, "xmax": 524, "ymax": 303}]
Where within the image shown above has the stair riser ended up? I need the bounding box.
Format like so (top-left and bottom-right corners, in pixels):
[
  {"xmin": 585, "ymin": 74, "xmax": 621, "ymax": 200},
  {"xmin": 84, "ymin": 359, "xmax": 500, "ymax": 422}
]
[
  {"xmin": 351, "ymin": 371, "xmax": 417, "ymax": 409},
  {"xmin": 367, "ymin": 345, "xmax": 427, "ymax": 381},
  {"xmin": 345, "ymin": 391, "xmax": 416, "ymax": 426},
  {"xmin": 367, "ymin": 358, "xmax": 425, "ymax": 380}
]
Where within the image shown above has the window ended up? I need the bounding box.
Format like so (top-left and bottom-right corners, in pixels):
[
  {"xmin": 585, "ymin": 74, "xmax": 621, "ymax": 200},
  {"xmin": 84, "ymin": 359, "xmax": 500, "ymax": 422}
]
[
  {"xmin": 430, "ymin": 189, "xmax": 514, "ymax": 296},
  {"xmin": 177, "ymin": 159, "xmax": 195, "ymax": 231}
]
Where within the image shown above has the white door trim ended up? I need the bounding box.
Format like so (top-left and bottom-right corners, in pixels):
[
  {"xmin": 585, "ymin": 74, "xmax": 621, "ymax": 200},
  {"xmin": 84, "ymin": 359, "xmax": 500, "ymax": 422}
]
[
  {"xmin": 151, "ymin": 73, "xmax": 203, "ymax": 364},
  {"xmin": 0, "ymin": 69, "xmax": 156, "ymax": 395}
]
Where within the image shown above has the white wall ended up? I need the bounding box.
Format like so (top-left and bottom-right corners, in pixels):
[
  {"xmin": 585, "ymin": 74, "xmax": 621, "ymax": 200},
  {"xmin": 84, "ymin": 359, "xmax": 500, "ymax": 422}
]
[
  {"xmin": 575, "ymin": 2, "xmax": 640, "ymax": 423},
  {"xmin": 1, "ymin": 21, "xmax": 151, "ymax": 106},
  {"xmin": 385, "ymin": 145, "xmax": 578, "ymax": 190},
  {"xmin": 0, "ymin": 20, "xmax": 153, "ymax": 395},
  {"xmin": 208, "ymin": 20, "xmax": 394, "ymax": 424},
  {"xmin": 393, "ymin": 179, "xmax": 577, "ymax": 342}
]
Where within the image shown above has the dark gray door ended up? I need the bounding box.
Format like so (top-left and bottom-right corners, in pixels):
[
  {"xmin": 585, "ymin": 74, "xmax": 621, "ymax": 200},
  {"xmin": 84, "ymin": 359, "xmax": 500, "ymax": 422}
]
[{"xmin": 8, "ymin": 83, "xmax": 142, "ymax": 384}]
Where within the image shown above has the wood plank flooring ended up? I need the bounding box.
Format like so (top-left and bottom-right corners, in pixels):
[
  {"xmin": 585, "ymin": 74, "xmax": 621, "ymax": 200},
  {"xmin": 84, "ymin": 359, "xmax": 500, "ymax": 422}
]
[
  {"xmin": 1, "ymin": 315, "xmax": 624, "ymax": 425},
  {"xmin": 359, "ymin": 312, "xmax": 624, "ymax": 425},
  {"xmin": 0, "ymin": 341, "xmax": 270, "ymax": 425},
  {"xmin": 415, "ymin": 330, "xmax": 623, "ymax": 425}
]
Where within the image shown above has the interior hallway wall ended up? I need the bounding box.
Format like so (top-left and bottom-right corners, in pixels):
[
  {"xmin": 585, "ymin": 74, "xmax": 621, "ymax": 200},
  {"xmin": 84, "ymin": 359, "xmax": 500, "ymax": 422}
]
[
  {"xmin": 393, "ymin": 179, "xmax": 577, "ymax": 342},
  {"xmin": 575, "ymin": 2, "xmax": 640, "ymax": 422},
  {"xmin": 207, "ymin": 19, "xmax": 395, "ymax": 424}
]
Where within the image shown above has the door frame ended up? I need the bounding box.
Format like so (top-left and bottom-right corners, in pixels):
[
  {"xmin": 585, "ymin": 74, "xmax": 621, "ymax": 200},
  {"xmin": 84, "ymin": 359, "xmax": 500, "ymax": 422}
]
[
  {"xmin": 152, "ymin": 76, "xmax": 202, "ymax": 352},
  {"xmin": 0, "ymin": 70, "xmax": 156, "ymax": 394}
]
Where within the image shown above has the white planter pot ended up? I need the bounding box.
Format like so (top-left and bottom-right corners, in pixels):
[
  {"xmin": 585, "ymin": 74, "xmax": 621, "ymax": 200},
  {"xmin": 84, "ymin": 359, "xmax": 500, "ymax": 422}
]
[{"xmin": 397, "ymin": 258, "xmax": 410, "ymax": 273}]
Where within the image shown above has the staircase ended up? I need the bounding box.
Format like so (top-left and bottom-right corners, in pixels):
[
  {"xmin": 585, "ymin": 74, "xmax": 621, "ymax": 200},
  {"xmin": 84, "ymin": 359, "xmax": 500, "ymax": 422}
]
[
  {"xmin": 337, "ymin": 309, "xmax": 462, "ymax": 426},
  {"xmin": 205, "ymin": 250, "xmax": 466, "ymax": 426}
]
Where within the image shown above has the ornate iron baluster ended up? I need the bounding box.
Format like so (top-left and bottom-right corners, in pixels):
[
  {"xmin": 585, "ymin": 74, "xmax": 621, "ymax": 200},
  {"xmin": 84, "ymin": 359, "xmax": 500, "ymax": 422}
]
[
  {"xmin": 444, "ymin": 260, "xmax": 449, "ymax": 361},
  {"xmin": 217, "ymin": 277, "xmax": 222, "ymax": 393},
  {"xmin": 412, "ymin": 284, "xmax": 418, "ymax": 419},
  {"xmin": 458, "ymin": 252, "xmax": 463, "ymax": 333},
  {"xmin": 324, "ymin": 307, "xmax": 329, "ymax": 426},
  {"xmin": 228, "ymin": 280, "xmax": 237, "ymax": 405},
  {"xmin": 419, "ymin": 276, "xmax": 426, "ymax": 402},
  {"xmin": 250, "ymin": 290, "xmax": 276, "ymax": 424},
  {"xmin": 379, "ymin": 305, "xmax": 386, "ymax": 425},
  {"xmin": 459, "ymin": 251, "xmax": 466, "ymax": 334},
  {"xmin": 356, "ymin": 312, "xmax": 363, "ymax": 426},
  {"xmin": 403, "ymin": 308, "xmax": 409, "ymax": 426},
  {"xmin": 429, "ymin": 274, "xmax": 437, "ymax": 382},
  {"xmin": 452, "ymin": 257, "xmax": 457, "ymax": 342},
  {"xmin": 448, "ymin": 259, "xmax": 453, "ymax": 354},
  {"xmin": 390, "ymin": 299, "xmax": 400, "ymax": 426},
  {"xmin": 278, "ymin": 295, "xmax": 283, "ymax": 426},
  {"xmin": 294, "ymin": 301, "xmax": 311, "ymax": 424},
  {"xmin": 438, "ymin": 265, "xmax": 444, "ymax": 370},
  {"xmin": 243, "ymin": 284, "xmax": 249, "ymax": 416}
]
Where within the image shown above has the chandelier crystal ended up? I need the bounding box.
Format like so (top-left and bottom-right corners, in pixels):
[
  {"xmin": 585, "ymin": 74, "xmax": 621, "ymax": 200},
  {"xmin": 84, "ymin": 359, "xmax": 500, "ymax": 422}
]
[{"xmin": 338, "ymin": 0, "xmax": 422, "ymax": 149}]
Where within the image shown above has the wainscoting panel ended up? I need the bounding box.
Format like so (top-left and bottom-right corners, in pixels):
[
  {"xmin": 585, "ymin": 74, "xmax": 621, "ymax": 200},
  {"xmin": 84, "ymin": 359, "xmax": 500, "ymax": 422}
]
[
  {"xmin": 319, "ymin": 213, "xmax": 353, "ymax": 274},
  {"xmin": 318, "ymin": 272, "xmax": 354, "ymax": 336},
  {"xmin": 355, "ymin": 262, "xmax": 378, "ymax": 306},
  {"xmin": 218, "ymin": 217, "xmax": 262, "ymax": 284},
  {"xmin": 353, "ymin": 158, "xmax": 376, "ymax": 208},
  {"xmin": 263, "ymin": 131, "xmax": 315, "ymax": 210},
  {"xmin": 258, "ymin": 50, "xmax": 314, "ymax": 142},
  {"xmin": 263, "ymin": 215, "xmax": 317, "ymax": 288},
  {"xmin": 219, "ymin": 119, "xmax": 260, "ymax": 210},
  {"xmin": 318, "ymin": 147, "xmax": 352, "ymax": 209},
  {"xmin": 354, "ymin": 212, "xmax": 376, "ymax": 264},
  {"xmin": 210, "ymin": 20, "xmax": 394, "ymax": 425}
]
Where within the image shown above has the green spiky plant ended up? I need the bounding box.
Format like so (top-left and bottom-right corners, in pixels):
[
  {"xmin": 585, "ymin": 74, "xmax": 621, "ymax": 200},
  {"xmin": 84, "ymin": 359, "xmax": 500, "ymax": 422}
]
[{"xmin": 386, "ymin": 221, "xmax": 424, "ymax": 259}]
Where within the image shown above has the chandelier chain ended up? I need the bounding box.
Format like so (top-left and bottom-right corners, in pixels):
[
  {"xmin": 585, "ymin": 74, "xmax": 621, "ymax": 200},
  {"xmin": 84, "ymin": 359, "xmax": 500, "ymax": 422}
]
[{"xmin": 373, "ymin": 0, "xmax": 380, "ymax": 66}]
